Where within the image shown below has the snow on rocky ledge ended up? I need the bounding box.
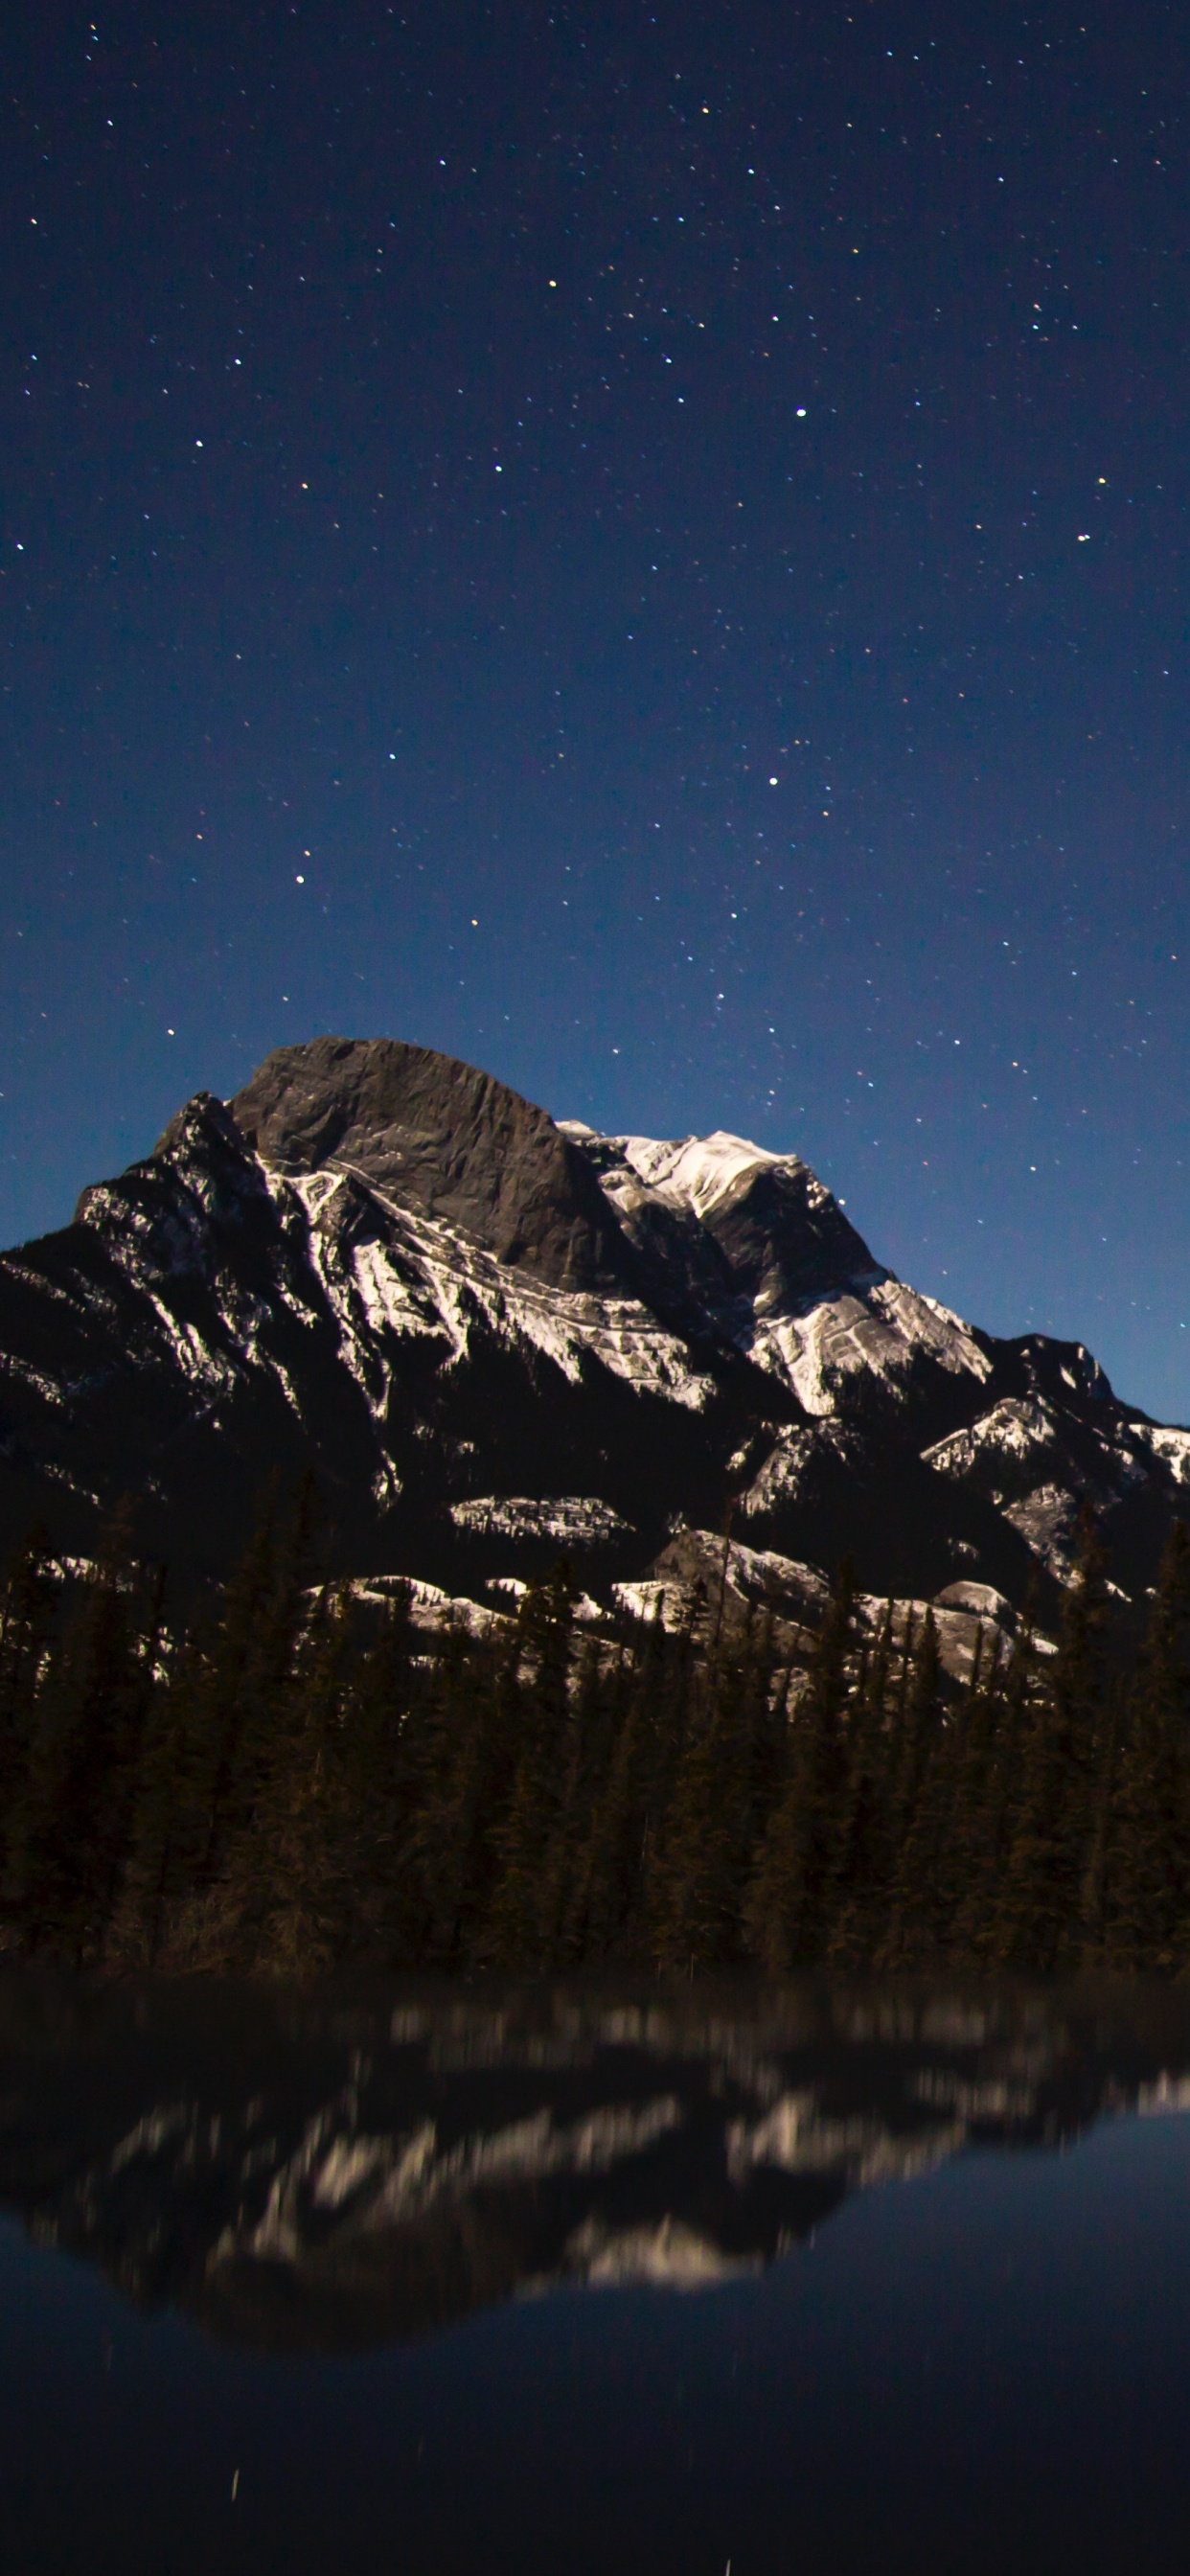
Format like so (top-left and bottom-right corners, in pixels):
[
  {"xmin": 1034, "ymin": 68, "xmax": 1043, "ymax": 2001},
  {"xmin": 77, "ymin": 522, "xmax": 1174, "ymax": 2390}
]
[{"xmin": 450, "ymin": 1497, "xmax": 632, "ymax": 1543}]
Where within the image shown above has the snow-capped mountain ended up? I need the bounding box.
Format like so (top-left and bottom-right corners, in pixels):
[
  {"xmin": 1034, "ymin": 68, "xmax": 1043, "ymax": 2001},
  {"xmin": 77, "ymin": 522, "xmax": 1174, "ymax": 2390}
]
[{"xmin": 0, "ymin": 1034, "xmax": 1185, "ymax": 1609}]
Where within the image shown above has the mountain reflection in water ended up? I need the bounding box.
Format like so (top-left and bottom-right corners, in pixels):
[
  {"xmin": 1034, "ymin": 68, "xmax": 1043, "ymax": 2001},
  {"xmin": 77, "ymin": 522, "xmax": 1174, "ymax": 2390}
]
[{"xmin": 2, "ymin": 1974, "xmax": 1190, "ymax": 2356}]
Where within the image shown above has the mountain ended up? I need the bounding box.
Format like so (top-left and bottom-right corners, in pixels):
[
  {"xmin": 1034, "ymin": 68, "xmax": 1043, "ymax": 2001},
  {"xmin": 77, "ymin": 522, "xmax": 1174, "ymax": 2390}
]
[{"xmin": 0, "ymin": 1032, "xmax": 1186, "ymax": 1615}]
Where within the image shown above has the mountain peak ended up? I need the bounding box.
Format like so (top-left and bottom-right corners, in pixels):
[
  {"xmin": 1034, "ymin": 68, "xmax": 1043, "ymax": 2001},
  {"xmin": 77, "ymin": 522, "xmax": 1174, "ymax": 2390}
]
[
  {"xmin": 228, "ymin": 1035, "xmax": 635, "ymax": 1292},
  {"xmin": 615, "ymin": 1129, "xmax": 802, "ymax": 1221},
  {"xmin": 564, "ymin": 1117, "xmax": 883, "ymax": 1323}
]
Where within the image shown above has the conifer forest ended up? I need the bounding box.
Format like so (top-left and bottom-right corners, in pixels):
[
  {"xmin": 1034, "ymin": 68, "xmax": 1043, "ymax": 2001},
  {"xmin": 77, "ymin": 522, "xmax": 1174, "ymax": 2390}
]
[{"xmin": 2, "ymin": 1488, "xmax": 1190, "ymax": 1981}]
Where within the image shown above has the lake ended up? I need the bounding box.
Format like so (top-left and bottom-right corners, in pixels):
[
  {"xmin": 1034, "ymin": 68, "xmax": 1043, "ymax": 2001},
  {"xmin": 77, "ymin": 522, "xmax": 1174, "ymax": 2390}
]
[{"xmin": 2, "ymin": 1972, "xmax": 1190, "ymax": 2572}]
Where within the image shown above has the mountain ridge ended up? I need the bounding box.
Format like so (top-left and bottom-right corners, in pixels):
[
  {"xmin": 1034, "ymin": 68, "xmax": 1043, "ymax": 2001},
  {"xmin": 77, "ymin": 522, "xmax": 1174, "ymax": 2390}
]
[{"xmin": 0, "ymin": 1034, "xmax": 1184, "ymax": 1613}]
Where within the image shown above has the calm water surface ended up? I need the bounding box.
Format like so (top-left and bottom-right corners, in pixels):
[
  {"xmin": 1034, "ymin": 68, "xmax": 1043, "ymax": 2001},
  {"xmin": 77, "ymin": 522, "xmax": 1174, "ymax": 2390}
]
[{"xmin": 2, "ymin": 1973, "xmax": 1190, "ymax": 2573}]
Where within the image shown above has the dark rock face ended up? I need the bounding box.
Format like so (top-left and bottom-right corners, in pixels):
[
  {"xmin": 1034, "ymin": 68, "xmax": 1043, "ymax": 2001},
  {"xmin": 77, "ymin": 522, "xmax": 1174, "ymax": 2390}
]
[
  {"xmin": 695, "ymin": 1156, "xmax": 883, "ymax": 1318},
  {"xmin": 229, "ymin": 1038, "xmax": 637, "ymax": 1294},
  {"xmin": 0, "ymin": 1032, "xmax": 1185, "ymax": 1606}
]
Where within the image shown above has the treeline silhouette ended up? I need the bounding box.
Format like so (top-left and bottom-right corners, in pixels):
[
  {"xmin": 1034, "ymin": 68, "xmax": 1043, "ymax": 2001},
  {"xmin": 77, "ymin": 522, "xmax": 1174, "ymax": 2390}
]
[{"xmin": 2, "ymin": 1489, "xmax": 1189, "ymax": 1978}]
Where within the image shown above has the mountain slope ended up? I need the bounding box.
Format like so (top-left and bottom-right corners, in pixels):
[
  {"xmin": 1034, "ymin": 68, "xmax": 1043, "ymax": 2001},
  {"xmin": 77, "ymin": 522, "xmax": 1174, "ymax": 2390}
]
[{"xmin": 0, "ymin": 1036, "xmax": 1185, "ymax": 1606}]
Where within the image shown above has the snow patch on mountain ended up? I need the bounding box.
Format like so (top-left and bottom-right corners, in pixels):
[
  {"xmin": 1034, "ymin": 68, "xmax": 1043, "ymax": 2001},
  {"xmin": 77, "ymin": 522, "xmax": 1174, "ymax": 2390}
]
[
  {"xmin": 279, "ymin": 1167, "xmax": 714, "ymax": 1414},
  {"xmin": 663, "ymin": 1530, "xmax": 832, "ymax": 1616},
  {"xmin": 1131, "ymin": 1422, "xmax": 1190, "ymax": 1484},
  {"xmin": 924, "ymin": 1399, "xmax": 1059, "ymax": 1494},
  {"xmin": 618, "ymin": 1529, "xmax": 1014, "ymax": 1681},
  {"xmin": 740, "ymin": 1420, "xmax": 859, "ymax": 1517},
  {"xmin": 0, "ymin": 1354, "xmax": 69, "ymax": 1406},
  {"xmin": 450, "ymin": 1496, "xmax": 632, "ymax": 1544},
  {"xmin": 486, "ymin": 1576, "xmax": 607, "ymax": 1622},
  {"xmin": 612, "ymin": 1577, "xmax": 688, "ymax": 1629},
  {"xmin": 144, "ymin": 1300, "xmax": 235, "ymax": 1392},
  {"xmin": 348, "ymin": 1576, "xmax": 505, "ymax": 1636},
  {"xmin": 934, "ymin": 1579, "xmax": 1017, "ymax": 1622},
  {"xmin": 606, "ymin": 1129, "xmax": 797, "ymax": 1221},
  {"xmin": 1000, "ymin": 1484, "xmax": 1085, "ymax": 1580},
  {"xmin": 565, "ymin": 1119, "xmax": 990, "ymax": 1414},
  {"xmin": 752, "ymin": 1277, "xmax": 990, "ymax": 1414}
]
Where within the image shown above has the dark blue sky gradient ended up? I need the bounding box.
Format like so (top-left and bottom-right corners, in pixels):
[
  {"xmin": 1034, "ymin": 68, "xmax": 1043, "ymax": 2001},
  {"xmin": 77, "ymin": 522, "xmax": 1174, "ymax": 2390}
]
[{"xmin": 4, "ymin": 1, "xmax": 1190, "ymax": 1414}]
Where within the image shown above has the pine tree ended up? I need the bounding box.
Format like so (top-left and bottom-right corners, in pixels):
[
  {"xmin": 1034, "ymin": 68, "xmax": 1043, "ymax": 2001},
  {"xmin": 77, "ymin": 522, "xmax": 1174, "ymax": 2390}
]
[
  {"xmin": 242, "ymin": 1580, "xmax": 355, "ymax": 1977},
  {"xmin": 992, "ymin": 1597, "xmax": 1037, "ymax": 1826},
  {"xmin": 534, "ymin": 1631, "xmax": 618, "ymax": 1962},
  {"xmin": 186, "ymin": 1496, "xmax": 279, "ymax": 1891},
  {"xmin": 484, "ymin": 1563, "xmax": 579, "ymax": 1967},
  {"xmin": 400, "ymin": 1613, "xmax": 517, "ymax": 1965},
  {"xmin": 191, "ymin": 1479, "xmax": 318, "ymax": 1893},
  {"xmin": 9, "ymin": 1516, "xmax": 159, "ymax": 1962},
  {"xmin": 1078, "ymin": 1671, "xmax": 1126, "ymax": 1965},
  {"xmin": 880, "ymin": 1609, "xmax": 948, "ymax": 1964},
  {"xmin": 943, "ymin": 1625, "xmax": 1006, "ymax": 1956},
  {"xmin": 568, "ymin": 1592, "xmax": 694, "ymax": 1964},
  {"xmin": 336, "ymin": 1584, "xmax": 421, "ymax": 1960},
  {"xmin": 115, "ymin": 1625, "xmax": 204, "ymax": 1966},
  {"xmin": 656, "ymin": 1588, "xmax": 788, "ymax": 1969},
  {"xmin": 565, "ymin": 1631, "xmax": 648, "ymax": 1962},
  {"xmin": 745, "ymin": 1559, "xmax": 856, "ymax": 1970},
  {"xmin": 995, "ymin": 1512, "xmax": 1110, "ymax": 1968},
  {"xmin": 1104, "ymin": 1522, "xmax": 1190, "ymax": 1968},
  {"xmin": 829, "ymin": 1600, "xmax": 897, "ymax": 1964},
  {"xmin": 656, "ymin": 1617, "xmax": 748, "ymax": 1969},
  {"xmin": 0, "ymin": 1526, "xmax": 59, "ymax": 1891}
]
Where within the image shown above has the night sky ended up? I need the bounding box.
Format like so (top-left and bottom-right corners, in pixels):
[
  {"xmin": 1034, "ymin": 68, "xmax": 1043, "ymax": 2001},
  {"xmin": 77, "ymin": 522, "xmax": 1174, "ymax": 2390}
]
[{"xmin": 4, "ymin": 3, "xmax": 1190, "ymax": 1417}]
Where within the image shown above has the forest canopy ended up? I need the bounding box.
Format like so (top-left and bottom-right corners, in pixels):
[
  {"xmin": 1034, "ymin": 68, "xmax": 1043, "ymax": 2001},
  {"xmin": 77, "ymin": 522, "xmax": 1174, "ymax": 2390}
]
[{"xmin": 1, "ymin": 1492, "xmax": 1188, "ymax": 1980}]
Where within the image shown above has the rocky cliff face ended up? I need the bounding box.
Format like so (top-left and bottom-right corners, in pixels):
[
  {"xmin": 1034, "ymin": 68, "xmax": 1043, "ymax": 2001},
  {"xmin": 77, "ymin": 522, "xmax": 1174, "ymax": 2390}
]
[
  {"xmin": 0, "ymin": 1035, "xmax": 1185, "ymax": 1608},
  {"xmin": 230, "ymin": 1036, "xmax": 638, "ymax": 1295}
]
